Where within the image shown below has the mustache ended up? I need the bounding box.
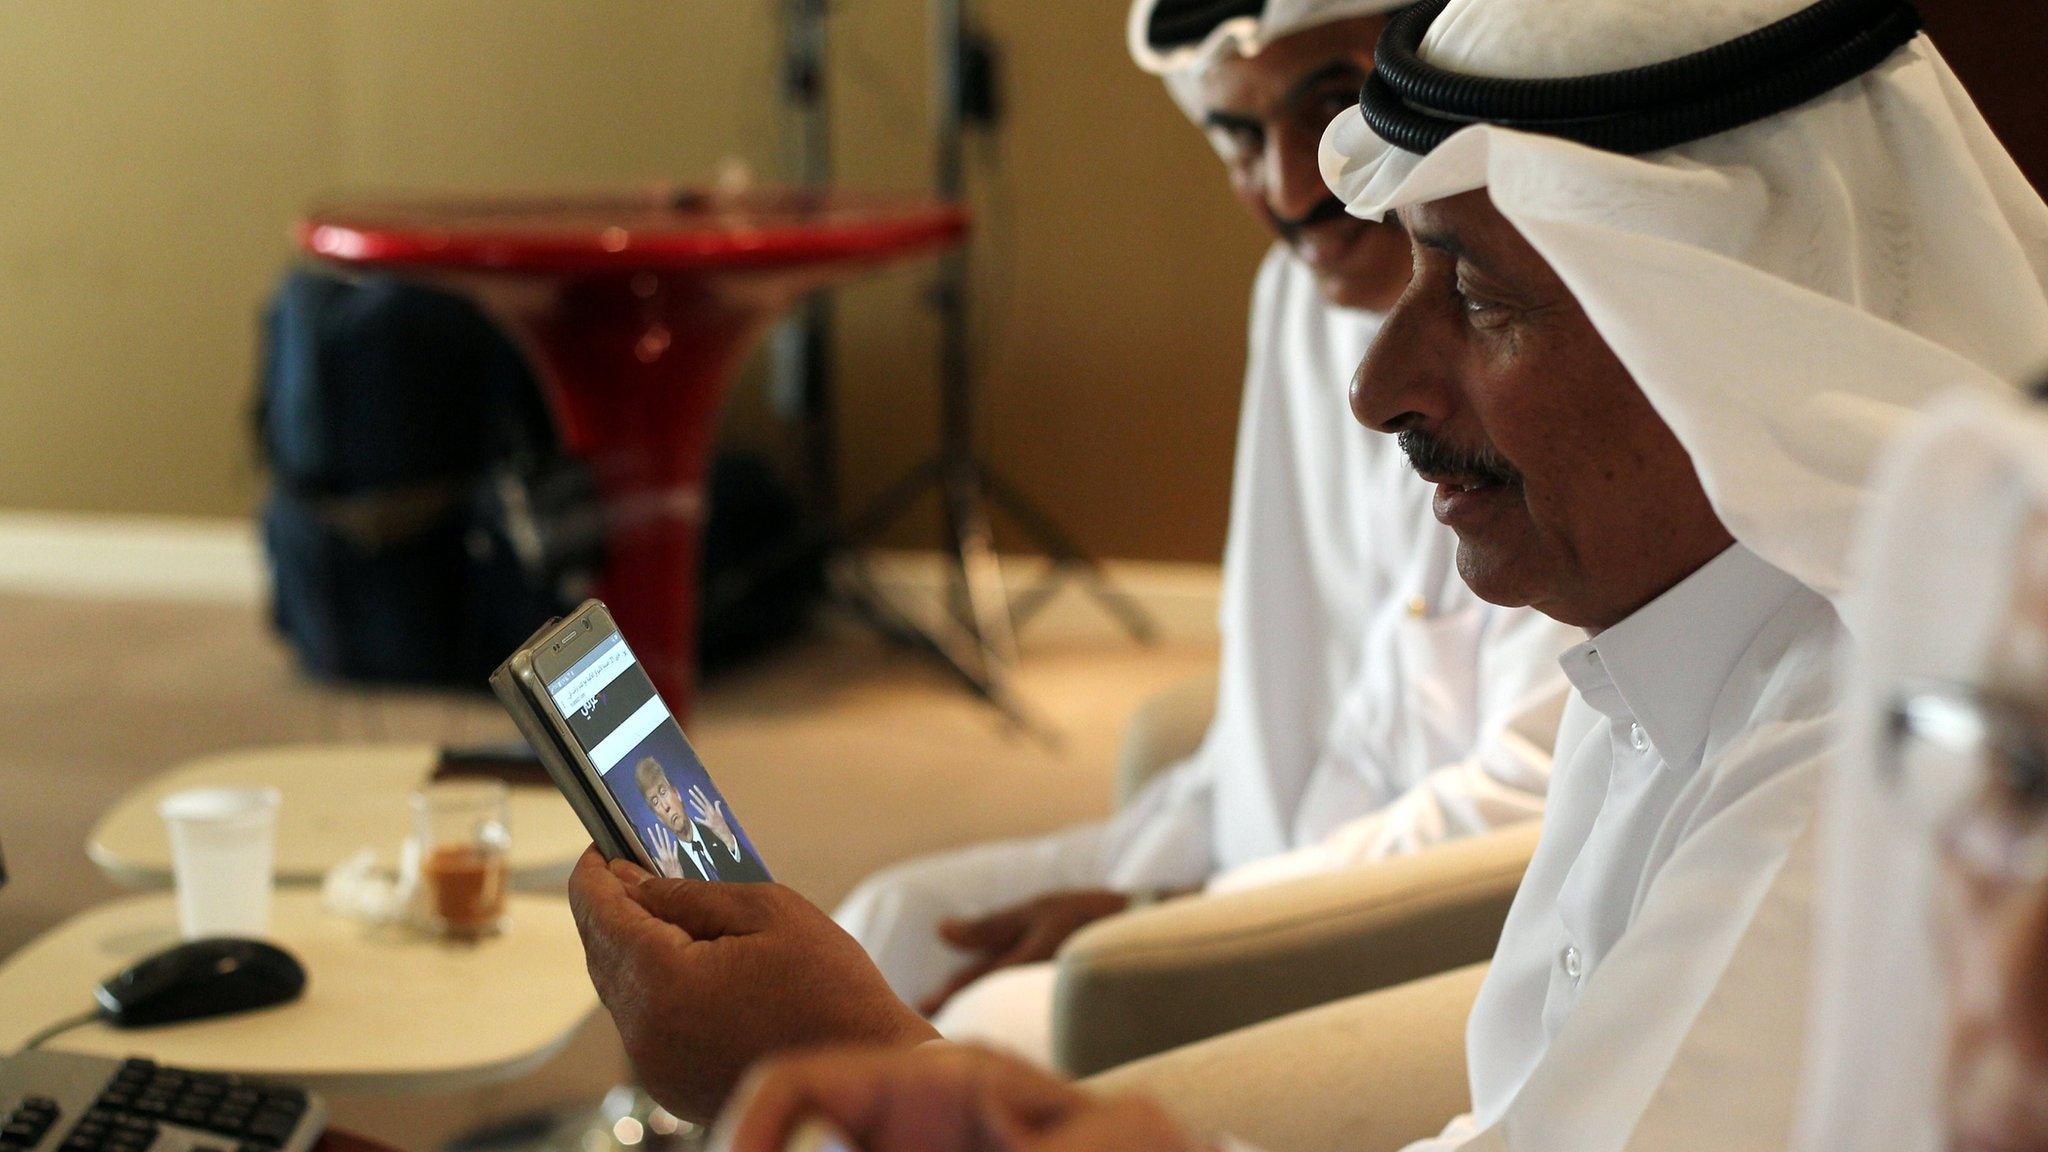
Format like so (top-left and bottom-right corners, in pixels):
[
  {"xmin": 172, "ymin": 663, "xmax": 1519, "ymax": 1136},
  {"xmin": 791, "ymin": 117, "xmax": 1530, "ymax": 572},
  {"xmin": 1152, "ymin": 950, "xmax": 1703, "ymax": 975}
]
[
  {"xmin": 1272, "ymin": 196, "xmax": 1354, "ymax": 245},
  {"xmin": 1398, "ymin": 430, "xmax": 1521, "ymax": 487}
]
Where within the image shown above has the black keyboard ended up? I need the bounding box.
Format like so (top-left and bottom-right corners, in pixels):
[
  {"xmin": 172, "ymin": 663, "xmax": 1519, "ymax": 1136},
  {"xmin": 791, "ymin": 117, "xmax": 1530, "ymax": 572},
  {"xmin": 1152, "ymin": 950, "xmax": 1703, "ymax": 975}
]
[{"xmin": 0, "ymin": 1053, "xmax": 324, "ymax": 1152}]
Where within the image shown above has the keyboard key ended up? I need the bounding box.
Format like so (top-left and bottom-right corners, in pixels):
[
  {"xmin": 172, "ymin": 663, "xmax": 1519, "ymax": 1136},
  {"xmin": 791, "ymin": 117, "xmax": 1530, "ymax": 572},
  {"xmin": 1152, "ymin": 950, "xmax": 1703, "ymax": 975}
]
[
  {"xmin": 1, "ymin": 1124, "xmax": 39, "ymax": 1143},
  {"xmin": 245, "ymin": 1117, "xmax": 294, "ymax": 1142}
]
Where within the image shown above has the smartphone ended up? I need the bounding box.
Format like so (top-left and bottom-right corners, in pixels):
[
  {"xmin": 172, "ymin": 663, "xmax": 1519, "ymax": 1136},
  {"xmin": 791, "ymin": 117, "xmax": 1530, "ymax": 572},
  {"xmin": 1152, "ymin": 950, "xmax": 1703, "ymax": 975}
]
[{"xmin": 491, "ymin": 600, "xmax": 772, "ymax": 883}]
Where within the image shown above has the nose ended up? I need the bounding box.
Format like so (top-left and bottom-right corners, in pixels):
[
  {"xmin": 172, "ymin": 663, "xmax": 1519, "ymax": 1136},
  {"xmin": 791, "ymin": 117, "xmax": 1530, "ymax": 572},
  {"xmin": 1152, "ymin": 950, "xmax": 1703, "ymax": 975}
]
[
  {"xmin": 1351, "ymin": 279, "xmax": 1450, "ymax": 435},
  {"xmin": 1262, "ymin": 129, "xmax": 1330, "ymax": 225}
]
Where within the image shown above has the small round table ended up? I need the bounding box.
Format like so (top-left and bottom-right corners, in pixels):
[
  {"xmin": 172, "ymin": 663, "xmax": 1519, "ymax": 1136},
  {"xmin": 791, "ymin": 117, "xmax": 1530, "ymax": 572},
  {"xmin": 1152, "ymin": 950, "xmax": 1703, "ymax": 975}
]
[
  {"xmin": 85, "ymin": 744, "xmax": 590, "ymax": 889},
  {"xmin": 297, "ymin": 191, "xmax": 968, "ymax": 719},
  {"xmin": 0, "ymin": 892, "xmax": 597, "ymax": 1096}
]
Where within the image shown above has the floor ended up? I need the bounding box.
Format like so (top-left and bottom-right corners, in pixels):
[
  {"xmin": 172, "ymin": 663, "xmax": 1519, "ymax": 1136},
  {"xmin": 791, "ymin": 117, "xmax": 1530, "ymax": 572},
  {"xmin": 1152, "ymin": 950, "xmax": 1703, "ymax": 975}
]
[{"xmin": 0, "ymin": 592, "xmax": 1216, "ymax": 1151}]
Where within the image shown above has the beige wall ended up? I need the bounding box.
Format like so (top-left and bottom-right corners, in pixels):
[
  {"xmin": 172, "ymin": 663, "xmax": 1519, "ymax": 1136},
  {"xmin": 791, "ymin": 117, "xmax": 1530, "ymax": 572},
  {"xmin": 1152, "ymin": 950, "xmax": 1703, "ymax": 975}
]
[{"xmin": 0, "ymin": 2, "xmax": 1270, "ymax": 563}]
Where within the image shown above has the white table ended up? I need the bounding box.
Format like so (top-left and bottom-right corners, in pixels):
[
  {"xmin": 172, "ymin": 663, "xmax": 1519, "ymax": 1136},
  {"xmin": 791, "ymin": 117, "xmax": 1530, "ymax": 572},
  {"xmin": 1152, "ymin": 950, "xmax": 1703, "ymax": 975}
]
[
  {"xmin": 0, "ymin": 892, "xmax": 599, "ymax": 1095},
  {"xmin": 87, "ymin": 744, "xmax": 591, "ymax": 888}
]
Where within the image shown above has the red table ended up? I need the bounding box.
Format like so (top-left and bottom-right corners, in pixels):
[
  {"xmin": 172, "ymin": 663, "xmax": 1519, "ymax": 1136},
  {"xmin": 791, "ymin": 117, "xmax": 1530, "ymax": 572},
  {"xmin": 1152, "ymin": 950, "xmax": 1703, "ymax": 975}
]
[{"xmin": 299, "ymin": 191, "xmax": 967, "ymax": 718}]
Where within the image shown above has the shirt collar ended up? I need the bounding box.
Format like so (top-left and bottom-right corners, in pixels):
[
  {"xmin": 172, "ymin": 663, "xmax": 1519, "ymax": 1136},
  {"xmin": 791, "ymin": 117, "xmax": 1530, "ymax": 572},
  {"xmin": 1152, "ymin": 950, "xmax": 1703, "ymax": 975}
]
[{"xmin": 1558, "ymin": 544, "xmax": 1805, "ymax": 770}]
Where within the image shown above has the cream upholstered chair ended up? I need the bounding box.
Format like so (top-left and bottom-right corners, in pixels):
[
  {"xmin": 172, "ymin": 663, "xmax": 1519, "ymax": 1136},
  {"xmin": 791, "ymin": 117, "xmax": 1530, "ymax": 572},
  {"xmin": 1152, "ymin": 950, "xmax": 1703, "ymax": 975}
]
[
  {"xmin": 1047, "ymin": 674, "xmax": 1535, "ymax": 1077},
  {"xmin": 1084, "ymin": 963, "xmax": 1485, "ymax": 1152}
]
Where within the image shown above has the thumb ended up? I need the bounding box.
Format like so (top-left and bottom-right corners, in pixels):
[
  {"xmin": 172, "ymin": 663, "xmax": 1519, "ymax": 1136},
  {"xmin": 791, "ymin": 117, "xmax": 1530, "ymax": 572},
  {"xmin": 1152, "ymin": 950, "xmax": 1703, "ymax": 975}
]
[
  {"xmin": 939, "ymin": 906, "xmax": 1029, "ymax": 951},
  {"xmin": 627, "ymin": 876, "xmax": 781, "ymax": 939}
]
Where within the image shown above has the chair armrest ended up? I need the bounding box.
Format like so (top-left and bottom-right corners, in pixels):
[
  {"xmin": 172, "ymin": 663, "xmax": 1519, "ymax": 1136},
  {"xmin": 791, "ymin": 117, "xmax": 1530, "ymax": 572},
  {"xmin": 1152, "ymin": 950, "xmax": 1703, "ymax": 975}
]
[
  {"xmin": 1083, "ymin": 963, "xmax": 1485, "ymax": 1152},
  {"xmin": 1116, "ymin": 672, "xmax": 1217, "ymax": 805},
  {"xmin": 1051, "ymin": 821, "xmax": 1539, "ymax": 1077}
]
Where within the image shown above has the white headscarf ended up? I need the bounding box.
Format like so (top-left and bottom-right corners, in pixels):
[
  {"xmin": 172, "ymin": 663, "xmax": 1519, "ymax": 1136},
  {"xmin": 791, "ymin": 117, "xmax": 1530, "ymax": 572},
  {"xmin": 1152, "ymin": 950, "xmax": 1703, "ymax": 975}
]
[
  {"xmin": 1318, "ymin": 0, "xmax": 2048, "ymax": 603},
  {"xmin": 1129, "ymin": 0, "xmax": 1414, "ymax": 122},
  {"xmin": 1793, "ymin": 391, "xmax": 2048, "ymax": 1152}
]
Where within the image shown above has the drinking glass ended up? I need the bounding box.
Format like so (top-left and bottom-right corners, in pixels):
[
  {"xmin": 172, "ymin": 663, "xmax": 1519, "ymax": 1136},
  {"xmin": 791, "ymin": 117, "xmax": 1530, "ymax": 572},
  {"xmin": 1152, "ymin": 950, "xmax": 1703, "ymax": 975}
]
[{"xmin": 412, "ymin": 781, "xmax": 510, "ymax": 939}]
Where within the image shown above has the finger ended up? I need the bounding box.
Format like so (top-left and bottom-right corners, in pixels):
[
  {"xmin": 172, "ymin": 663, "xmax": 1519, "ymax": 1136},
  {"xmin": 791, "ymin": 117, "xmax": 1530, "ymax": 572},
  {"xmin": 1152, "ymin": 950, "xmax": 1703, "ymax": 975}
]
[
  {"xmin": 627, "ymin": 875, "xmax": 787, "ymax": 939},
  {"xmin": 567, "ymin": 847, "xmax": 675, "ymax": 986},
  {"xmin": 938, "ymin": 907, "xmax": 1030, "ymax": 952},
  {"xmin": 1022, "ymin": 1094, "xmax": 1199, "ymax": 1152},
  {"xmin": 1007, "ymin": 926, "xmax": 1070, "ymax": 967},
  {"xmin": 715, "ymin": 1046, "xmax": 1083, "ymax": 1152}
]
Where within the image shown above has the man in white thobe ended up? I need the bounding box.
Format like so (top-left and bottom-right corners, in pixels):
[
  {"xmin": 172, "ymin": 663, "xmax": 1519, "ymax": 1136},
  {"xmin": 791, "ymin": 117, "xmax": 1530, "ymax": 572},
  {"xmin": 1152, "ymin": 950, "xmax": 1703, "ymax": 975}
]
[
  {"xmin": 654, "ymin": 0, "xmax": 2048, "ymax": 1144},
  {"xmin": 835, "ymin": 0, "xmax": 1579, "ymax": 1060}
]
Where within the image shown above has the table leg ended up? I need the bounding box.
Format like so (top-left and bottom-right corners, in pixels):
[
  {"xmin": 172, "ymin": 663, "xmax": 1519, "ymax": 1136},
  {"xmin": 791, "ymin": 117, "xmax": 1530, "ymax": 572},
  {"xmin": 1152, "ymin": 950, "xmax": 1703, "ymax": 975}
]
[{"xmin": 510, "ymin": 276, "xmax": 763, "ymax": 720}]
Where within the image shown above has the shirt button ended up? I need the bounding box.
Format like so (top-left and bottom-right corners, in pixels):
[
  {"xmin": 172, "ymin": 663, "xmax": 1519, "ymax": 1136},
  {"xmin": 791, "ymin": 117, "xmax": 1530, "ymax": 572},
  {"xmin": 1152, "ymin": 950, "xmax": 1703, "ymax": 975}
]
[
  {"xmin": 1562, "ymin": 946, "xmax": 1583, "ymax": 984},
  {"xmin": 1629, "ymin": 723, "xmax": 1651, "ymax": 752}
]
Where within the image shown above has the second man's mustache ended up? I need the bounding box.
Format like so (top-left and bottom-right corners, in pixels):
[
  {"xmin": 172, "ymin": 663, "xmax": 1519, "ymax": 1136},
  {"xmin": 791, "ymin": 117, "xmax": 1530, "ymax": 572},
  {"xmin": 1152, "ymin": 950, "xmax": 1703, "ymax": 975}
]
[{"xmin": 1273, "ymin": 196, "xmax": 1355, "ymax": 245}]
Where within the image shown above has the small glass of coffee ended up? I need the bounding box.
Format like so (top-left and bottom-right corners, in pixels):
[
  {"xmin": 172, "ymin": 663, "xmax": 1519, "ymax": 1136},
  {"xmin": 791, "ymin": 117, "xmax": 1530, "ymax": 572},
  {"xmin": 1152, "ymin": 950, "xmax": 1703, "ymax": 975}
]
[{"xmin": 411, "ymin": 781, "xmax": 510, "ymax": 940}]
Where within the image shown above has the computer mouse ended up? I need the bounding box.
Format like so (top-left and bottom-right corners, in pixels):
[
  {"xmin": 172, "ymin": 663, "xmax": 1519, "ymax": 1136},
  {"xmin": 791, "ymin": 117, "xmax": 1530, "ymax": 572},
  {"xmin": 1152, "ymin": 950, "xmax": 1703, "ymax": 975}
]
[{"xmin": 94, "ymin": 938, "xmax": 307, "ymax": 1027}]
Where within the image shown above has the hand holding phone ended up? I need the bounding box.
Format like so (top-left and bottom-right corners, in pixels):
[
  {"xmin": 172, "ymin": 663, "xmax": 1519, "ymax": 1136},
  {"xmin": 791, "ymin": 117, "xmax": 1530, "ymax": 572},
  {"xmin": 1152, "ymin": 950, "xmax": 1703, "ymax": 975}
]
[{"xmin": 491, "ymin": 601, "xmax": 770, "ymax": 882}]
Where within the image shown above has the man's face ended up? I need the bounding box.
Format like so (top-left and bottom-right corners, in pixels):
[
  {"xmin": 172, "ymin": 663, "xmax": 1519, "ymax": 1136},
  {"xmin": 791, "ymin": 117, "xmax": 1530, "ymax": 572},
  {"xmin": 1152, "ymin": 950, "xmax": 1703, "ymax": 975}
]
[
  {"xmin": 645, "ymin": 778, "xmax": 689, "ymax": 836},
  {"xmin": 1350, "ymin": 191, "xmax": 1732, "ymax": 631},
  {"xmin": 1197, "ymin": 16, "xmax": 1410, "ymax": 312}
]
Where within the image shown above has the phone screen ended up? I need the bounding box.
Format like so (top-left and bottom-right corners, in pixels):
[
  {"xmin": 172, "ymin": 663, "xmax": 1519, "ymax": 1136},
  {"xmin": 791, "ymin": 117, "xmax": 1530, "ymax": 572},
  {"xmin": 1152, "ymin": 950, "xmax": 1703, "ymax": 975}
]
[{"xmin": 545, "ymin": 629, "xmax": 770, "ymax": 883}]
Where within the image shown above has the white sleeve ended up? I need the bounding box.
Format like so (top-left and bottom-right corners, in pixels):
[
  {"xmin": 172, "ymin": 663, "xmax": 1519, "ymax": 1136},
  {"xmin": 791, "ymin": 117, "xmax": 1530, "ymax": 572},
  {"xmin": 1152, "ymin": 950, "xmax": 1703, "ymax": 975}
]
[
  {"xmin": 1206, "ymin": 609, "xmax": 1574, "ymax": 895},
  {"xmin": 1103, "ymin": 747, "xmax": 1219, "ymax": 894}
]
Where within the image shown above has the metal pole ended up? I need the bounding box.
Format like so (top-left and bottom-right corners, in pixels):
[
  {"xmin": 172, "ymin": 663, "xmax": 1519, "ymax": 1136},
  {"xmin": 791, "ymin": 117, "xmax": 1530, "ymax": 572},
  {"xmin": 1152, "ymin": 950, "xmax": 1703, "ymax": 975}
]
[
  {"xmin": 929, "ymin": 0, "xmax": 1018, "ymax": 671},
  {"xmin": 778, "ymin": 0, "xmax": 840, "ymax": 517}
]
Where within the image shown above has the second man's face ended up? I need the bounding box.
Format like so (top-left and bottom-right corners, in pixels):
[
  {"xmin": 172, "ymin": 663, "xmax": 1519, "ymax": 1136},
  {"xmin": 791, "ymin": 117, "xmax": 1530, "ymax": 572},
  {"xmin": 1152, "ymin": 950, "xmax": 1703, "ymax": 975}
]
[{"xmin": 1196, "ymin": 16, "xmax": 1410, "ymax": 312}]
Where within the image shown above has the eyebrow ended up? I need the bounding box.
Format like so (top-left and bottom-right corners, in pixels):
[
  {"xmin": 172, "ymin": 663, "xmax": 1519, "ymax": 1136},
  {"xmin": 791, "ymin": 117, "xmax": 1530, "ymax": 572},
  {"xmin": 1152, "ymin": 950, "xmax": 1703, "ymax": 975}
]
[
  {"xmin": 1280, "ymin": 61, "xmax": 1367, "ymax": 109},
  {"xmin": 1203, "ymin": 109, "xmax": 1261, "ymax": 134},
  {"xmin": 1410, "ymin": 224, "xmax": 1506, "ymax": 280},
  {"xmin": 1202, "ymin": 61, "xmax": 1366, "ymax": 133}
]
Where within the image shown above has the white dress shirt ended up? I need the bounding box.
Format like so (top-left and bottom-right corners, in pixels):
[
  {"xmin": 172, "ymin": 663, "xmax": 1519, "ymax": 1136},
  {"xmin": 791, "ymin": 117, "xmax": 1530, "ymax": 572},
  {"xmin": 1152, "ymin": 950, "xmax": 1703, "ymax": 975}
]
[{"xmin": 1396, "ymin": 543, "xmax": 1840, "ymax": 1151}]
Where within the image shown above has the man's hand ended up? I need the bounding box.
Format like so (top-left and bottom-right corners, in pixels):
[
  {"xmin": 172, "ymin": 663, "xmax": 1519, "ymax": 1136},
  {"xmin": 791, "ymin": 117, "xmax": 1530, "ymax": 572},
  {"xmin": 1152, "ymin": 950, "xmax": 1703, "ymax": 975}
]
[
  {"xmin": 567, "ymin": 848, "xmax": 940, "ymax": 1122},
  {"xmin": 921, "ymin": 891, "xmax": 1134, "ymax": 1017},
  {"xmin": 710, "ymin": 1044, "xmax": 1206, "ymax": 1152},
  {"xmin": 689, "ymin": 785, "xmax": 743, "ymax": 857},
  {"xmin": 648, "ymin": 825, "xmax": 687, "ymax": 879}
]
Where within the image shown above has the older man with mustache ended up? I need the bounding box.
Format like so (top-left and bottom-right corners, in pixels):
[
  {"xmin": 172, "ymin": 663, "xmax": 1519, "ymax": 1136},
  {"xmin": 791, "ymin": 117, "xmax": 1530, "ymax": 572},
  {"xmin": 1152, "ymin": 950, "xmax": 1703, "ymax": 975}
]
[{"xmin": 689, "ymin": 0, "xmax": 2048, "ymax": 1148}]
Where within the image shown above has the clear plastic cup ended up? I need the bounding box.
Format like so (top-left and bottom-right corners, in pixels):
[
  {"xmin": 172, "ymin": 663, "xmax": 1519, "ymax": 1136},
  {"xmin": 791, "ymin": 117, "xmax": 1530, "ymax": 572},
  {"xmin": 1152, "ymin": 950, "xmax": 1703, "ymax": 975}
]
[{"xmin": 157, "ymin": 787, "xmax": 282, "ymax": 939}]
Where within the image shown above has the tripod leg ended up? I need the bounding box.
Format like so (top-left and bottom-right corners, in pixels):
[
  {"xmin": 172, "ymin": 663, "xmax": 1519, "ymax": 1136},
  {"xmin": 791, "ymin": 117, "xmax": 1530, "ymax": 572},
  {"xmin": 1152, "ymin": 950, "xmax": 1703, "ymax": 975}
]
[
  {"xmin": 838, "ymin": 555, "xmax": 1062, "ymax": 747},
  {"xmin": 942, "ymin": 456, "xmax": 1020, "ymax": 672},
  {"xmin": 983, "ymin": 467, "xmax": 1161, "ymax": 645}
]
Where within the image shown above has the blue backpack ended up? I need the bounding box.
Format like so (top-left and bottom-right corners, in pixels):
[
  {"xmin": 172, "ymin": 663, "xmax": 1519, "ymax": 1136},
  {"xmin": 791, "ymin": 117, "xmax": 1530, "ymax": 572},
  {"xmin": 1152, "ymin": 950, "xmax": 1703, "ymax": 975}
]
[{"xmin": 256, "ymin": 269, "xmax": 601, "ymax": 687}]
